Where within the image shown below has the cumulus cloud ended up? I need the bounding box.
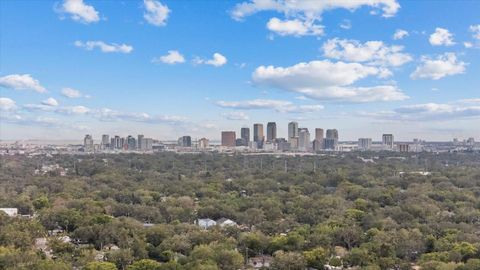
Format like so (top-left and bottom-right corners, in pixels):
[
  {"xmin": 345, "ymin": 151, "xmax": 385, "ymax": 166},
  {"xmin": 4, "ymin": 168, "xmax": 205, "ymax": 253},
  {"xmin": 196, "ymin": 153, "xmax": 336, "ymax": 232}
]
[
  {"xmin": 222, "ymin": 111, "xmax": 250, "ymax": 120},
  {"xmin": 74, "ymin": 40, "xmax": 133, "ymax": 53},
  {"xmin": 470, "ymin": 25, "xmax": 480, "ymax": 40},
  {"xmin": 41, "ymin": 97, "xmax": 59, "ymax": 106},
  {"xmin": 194, "ymin": 53, "xmax": 227, "ymax": 67},
  {"xmin": 61, "ymin": 87, "xmax": 89, "ymax": 98},
  {"xmin": 252, "ymin": 60, "xmax": 408, "ymax": 102},
  {"xmin": 56, "ymin": 0, "xmax": 100, "ymax": 24},
  {"xmin": 266, "ymin": 17, "xmax": 323, "ymax": 36},
  {"xmin": 24, "ymin": 104, "xmax": 90, "ymax": 114},
  {"xmin": 393, "ymin": 29, "xmax": 408, "ymax": 40},
  {"xmin": 216, "ymin": 99, "xmax": 324, "ymax": 114},
  {"xmin": 0, "ymin": 97, "xmax": 17, "ymax": 111},
  {"xmin": 322, "ymin": 38, "xmax": 412, "ymax": 67},
  {"xmin": 96, "ymin": 108, "xmax": 187, "ymax": 124},
  {"xmin": 231, "ymin": 0, "xmax": 399, "ymax": 36},
  {"xmin": 143, "ymin": 0, "xmax": 170, "ymax": 26},
  {"xmin": 411, "ymin": 53, "xmax": 466, "ymax": 80},
  {"xmin": 0, "ymin": 74, "xmax": 47, "ymax": 93},
  {"xmin": 231, "ymin": 0, "xmax": 400, "ymax": 20},
  {"xmin": 152, "ymin": 50, "xmax": 185, "ymax": 64},
  {"xmin": 339, "ymin": 19, "xmax": 351, "ymax": 30},
  {"xmin": 429, "ymin": 27, "xmax": 455, "ymax": 46},
  {"xmin": 361, "ymin": 100, "xmax": 480, "ymax": 121}
]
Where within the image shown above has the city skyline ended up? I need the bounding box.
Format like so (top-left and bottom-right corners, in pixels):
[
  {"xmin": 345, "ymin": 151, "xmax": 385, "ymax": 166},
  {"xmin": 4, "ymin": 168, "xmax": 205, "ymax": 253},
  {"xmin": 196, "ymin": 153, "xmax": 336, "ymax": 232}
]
[{"xmin": 1, "ymin": 1, "xmax": 480, "ymax": 141}]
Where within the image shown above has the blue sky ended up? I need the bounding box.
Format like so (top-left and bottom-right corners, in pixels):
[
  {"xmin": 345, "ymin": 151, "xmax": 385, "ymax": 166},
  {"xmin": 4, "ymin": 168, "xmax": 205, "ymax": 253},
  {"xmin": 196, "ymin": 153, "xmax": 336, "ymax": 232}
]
[{"xmin": 0, "ymin": 0, "xmax": 479, "ymax": 141}]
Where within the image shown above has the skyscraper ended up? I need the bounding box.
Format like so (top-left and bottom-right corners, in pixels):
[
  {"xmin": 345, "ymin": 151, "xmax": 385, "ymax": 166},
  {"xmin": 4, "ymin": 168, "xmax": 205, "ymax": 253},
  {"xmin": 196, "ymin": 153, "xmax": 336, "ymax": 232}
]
[
  {"xmin": 325, "ymin": 129, "xmax": 338, "ymax": 150},
  {"xmin": 253, "ymin": 123, "xmax": 264, "ymax": 148},
  {"xmin": 114, "ymin": 136, "xmax": 121, "ymax": 149},
  {"xmin": 178, "ymin": 136, "xmax": 192, "ymax": 147},
  {"xmin": 127, "ymin": 135, "xmax": 136, "ymax": 150},
  {"xmin": 221, "ymin": 131, "xmax": 236, "ymax": 147},
  {"xmin": 101, "ymin": 135, "xmax": 109, "ymax": 146},
  {"xmin": 241, "ymin": 127, "xmax": 250, "ymax": 145},
  {"xmin": 298, "ymin": 128, "xmax": 310, "ymax": 152},
  {"xmin": 137, "ymin": 134, "xmax": 144, "ymax": 150},
  {"xmin": 288, "ymin": 122, "xmax": 299, "ymax": 139},
  {"xmin": 84, "ymin": 134, "xmax": 94, "ymax": 152},
  {"xmin": 314, "ymin": 128, "xmax": 324, "ymax": 150},
  {"xmin": 382, "ymin": 134, "xmax": 394, "ymax": 149},
  {"xmin": 326, "ymin": 129, "xmax": 338, "ymax": 140},
  {"xmin": 266, "ymin": 122, "xmax": 277, "ymax": 142},
  {"xmin": 358, "ymin": 138, "xmax": 372, "ymax": 150}
]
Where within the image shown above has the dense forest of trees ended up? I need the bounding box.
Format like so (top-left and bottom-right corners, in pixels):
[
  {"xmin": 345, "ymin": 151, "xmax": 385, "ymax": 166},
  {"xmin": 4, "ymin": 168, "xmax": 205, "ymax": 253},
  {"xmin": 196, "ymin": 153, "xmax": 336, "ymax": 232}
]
[{"xmin": 0, "ymin": 151, "xmax": 479, "ymax": 270}]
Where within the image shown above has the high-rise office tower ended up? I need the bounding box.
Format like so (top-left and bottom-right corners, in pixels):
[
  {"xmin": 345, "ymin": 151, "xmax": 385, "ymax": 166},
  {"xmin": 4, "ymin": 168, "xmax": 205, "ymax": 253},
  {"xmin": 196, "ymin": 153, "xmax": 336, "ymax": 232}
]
[
  {"xmin": 127, "ymin": 135, "xmax": 136, "ymax": 150},
  {"xmin": 288, "ymin": 122, "xmax": 299, "ymax": 139},
  {"xmin": 314, "ymin": 128, "xmax": 324, "ymax": 150},
  {"xmin": 178, "ymin": 136, "xmax": 192, "ymax": 147},
  {"xmin": 315, "ymin": 128, "xmax": 324, "ymax": 141},
  {"xmin": 298, "ymin": 128, "xmax": 310, "ymax": 152},
  {"xmin": 325, "ymin": 129, "xmax": 338, "ymax": 150},
  {"xmin": 221, "ymin": 131, "xmax": 236, "ymax": 147},
  {"xmin": 137, "ymin": 135, "xmax": 144, "ymax": 150},
  {"xmin": 144, "ymin": 138, "xmax": 153, "ymax": 151},
  {"xmin": 110, "ymin": 138, "xmax": 115, "ymax": 149},
  {"xmin": 101, "ymin": 135, "xmax": 109, "ymax": 146},
  {"xmin": 382, "ymin": 134, "xmax": 394, "ymax": 149},
  {"xmin": 326, "ymin": 129, "xmax": 338, "ymax": 140},
  {"xmin": 114, "ymin": 136, "xmax": 121, "ymax": 149},
  {"xmin": 241, "ymin": 127, "xmax": 250, "ymax": 145},
  {"xmin": 358, "ymin": 138, "xmax": 372, "ymax": 150},
  {"xmin": 83, "ymin": 134, "xmax": 94, "ymax": 152},
  {"xmin": 266, "ymin": 122, "xmax": 277, "ymax": 142},
  {"xmin": 253, "ymin": 123, "xmax": 264, "ymax": 148},
  {"xmin": 198, "ymin": 138, "xmax": 209, "ymax": 149}
]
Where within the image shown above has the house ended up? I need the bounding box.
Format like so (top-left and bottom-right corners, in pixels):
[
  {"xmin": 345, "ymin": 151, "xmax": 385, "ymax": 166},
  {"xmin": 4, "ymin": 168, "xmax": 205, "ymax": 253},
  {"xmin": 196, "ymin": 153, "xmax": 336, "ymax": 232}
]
[
  {"xmin": 0, "ymin": 208, "xmax": 18, "ymax": 217},
  {"xmin": 196, "ymin": 218, "xmax": 216, "ymax": 229},
  {"xmin": 216, "ymin": 218, "xmax": 237, "ymax": 227},
  {"xmin": 247, "ymin": 255, "xmax": 273, "ymax": 269},
  {"xmin": 103, "ymin": 244, "xmax": 120, "ymax": 251}
]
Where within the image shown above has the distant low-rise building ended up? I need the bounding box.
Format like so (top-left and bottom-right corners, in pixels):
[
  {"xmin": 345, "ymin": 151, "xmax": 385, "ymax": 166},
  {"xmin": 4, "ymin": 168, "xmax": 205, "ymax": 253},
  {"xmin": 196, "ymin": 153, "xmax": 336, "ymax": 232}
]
[
  {"xmin": 0, "ymin": 208, "xmax": 18, "ymax": 217},
  {"xmin": 196, "ymin": 218, "xmax": 216, "ymax": 229},
  {"xmin": 216, "ymin": 218, "xmax": 237, "ymax": 227}
]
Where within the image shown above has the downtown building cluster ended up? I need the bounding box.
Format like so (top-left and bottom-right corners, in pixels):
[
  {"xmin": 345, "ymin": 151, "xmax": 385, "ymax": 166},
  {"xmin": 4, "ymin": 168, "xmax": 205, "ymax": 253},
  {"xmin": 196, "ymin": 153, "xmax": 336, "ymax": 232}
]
[
  {"xmin": 83, "ymin": 134, "xmax": 154, "ymax": 152},
  {"xmin": 220, "ymin": 122, "xmax": 339, "ymax": 152}
]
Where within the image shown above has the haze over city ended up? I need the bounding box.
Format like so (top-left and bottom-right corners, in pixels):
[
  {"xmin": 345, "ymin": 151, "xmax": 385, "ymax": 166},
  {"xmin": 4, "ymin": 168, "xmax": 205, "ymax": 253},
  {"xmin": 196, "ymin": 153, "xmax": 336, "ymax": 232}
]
[{"xmin": 1, "ymin": 0, "xmax": 480, "ymax": 141}]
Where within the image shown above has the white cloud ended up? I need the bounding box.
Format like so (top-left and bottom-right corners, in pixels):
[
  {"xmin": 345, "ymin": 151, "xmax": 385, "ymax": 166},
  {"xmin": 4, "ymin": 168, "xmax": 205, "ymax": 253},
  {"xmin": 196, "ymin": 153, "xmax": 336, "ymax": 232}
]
[
  {"xmin": 231, "ymin": 0, "xmax": 400, "ymax": 20},
  {"xmin": 470, "ymin": 24, "xmax": 480, "ymax": 40},
  {"xmin": 362, "ymin": 101, "xmax": 480, "ymax": 121},
  {"xmin": 56, "ymin": 0, "xmax": 100, "ymax": 24},
  {"xmin": 216, "ymin": 98, "xmax": 324, "ymax": 114},
  {"xmin": 429, "ymin": 27, "xmax": 455, "ymax": 46},
  {"xmin": 24, "ymin": 104, "xmax": 90, "ymax": 114},
  {"xmin": 266, "ymin": 17, "xmax": 323, "ymax": 36},
  {"xmin": 393, "ymin": 29, "xmax": 408, "ymax": 40},
  {"xmin": 411, "ymin": 53, "xmax": 466, "ymax": 80},
  {"xmin": 96, "ymin": 108, "xmax": 187, "ymax": 124},
  {"xmin": 152, "ymin": 50, "xmax": 185, "ymax": 64},
  {"xmin": 41, "ymin": 97, "xmax": 59, "ymax": 106},
  {"xmin": 322, "ymin": 38, "xmax": 412, "ymax": 67},
  {"xmin": 74, "ymin": 40, "xmax": 133, "ymax": 53},
  {"xmin": 339, "ymin": 19, "xmax": 351, "ymax": 30},
  {"xmin": 464, "ymin": 42, "xmax": 473, "ymax": 48},
  {"xmin": 222, "ymin": 111, "xmax": 250, "ymax": 120},
  {"xmin": 143, "ymin": 0, "xmax": 170, "ymax": 26},
  {"xmin": 252, "ymin": 60, "xmax": 408, "ymax": 102},
  {"xmin": 0, "ymin": 97, "xmax": 17, "ymax": 111},
  {"xmin": 231, "ymin": 0, "xmax": 399, "ymax": 37},
  {"xmin": 0, "ymin": 74, "xmax": 47, "ymax": 93},
  {"xmin": 61, "ymin": 87, "xmax": 88, "ymax": 98},
  {"xmin": 194, "ymin": 53, "xmax": 227, "ymax": 67}
]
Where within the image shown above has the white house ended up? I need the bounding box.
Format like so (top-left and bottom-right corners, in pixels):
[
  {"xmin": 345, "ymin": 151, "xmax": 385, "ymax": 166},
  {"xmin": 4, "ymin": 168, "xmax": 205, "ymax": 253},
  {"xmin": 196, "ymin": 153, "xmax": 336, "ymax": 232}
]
[
  {"xmin": 216, "ymin": 218, "xmax": 237, "ymax": 227},
  {"xmin": 0, "ymin": 208, "xmax": 18, "ymax": 217},
  {"xmin": 196, "ymin": 218, "xmax": 216, "ymax": 229}
]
